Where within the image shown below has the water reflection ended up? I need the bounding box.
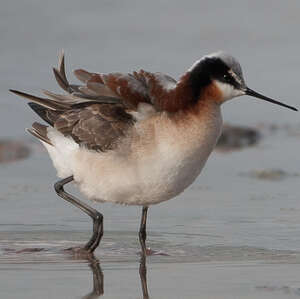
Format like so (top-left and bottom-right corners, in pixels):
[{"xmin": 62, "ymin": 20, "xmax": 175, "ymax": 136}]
[
  {"xmin": 139, "ymin": 256, "xmax": 150, "ymax": 299},
  {"xmin": 81, "ymin": 255, "xmax": 149, "ymax": 299},
  {"xmin": 82, "ymin": 258, "xmax": 104, "ymax": 299}
]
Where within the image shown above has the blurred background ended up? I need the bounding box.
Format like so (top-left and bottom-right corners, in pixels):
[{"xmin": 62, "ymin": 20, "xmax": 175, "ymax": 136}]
[
  {"xmin": 1, "ymin": 1, "xmax": 300, "ymax": 298},
  {"xmin": 1, "ymin": 0, "xmax": 300, "ymax": 135}
]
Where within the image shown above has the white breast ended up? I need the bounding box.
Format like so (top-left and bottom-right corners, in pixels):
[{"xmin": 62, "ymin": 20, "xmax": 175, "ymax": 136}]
[
  {"xmin": 131, "ymin": 105, "xmax": 223, "ymax": 205},
  {"xmin": 44, "ymin": 104, "xmax": 222, "ymax": 206}
]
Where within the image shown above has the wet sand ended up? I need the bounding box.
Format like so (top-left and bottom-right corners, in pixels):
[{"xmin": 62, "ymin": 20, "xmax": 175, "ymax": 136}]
[{"xmin": 1, "ymin": 0, "xmax": 300, "ymax": 298}]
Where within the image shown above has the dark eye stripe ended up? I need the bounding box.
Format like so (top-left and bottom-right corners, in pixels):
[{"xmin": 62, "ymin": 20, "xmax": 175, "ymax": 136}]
[
  {"xmin": 188, "ymin": 57, "xmax": 242, "ymax": 99},
  {"xmin": 220, "ymin": 73, "xmax": 239, "ymax": 88}
]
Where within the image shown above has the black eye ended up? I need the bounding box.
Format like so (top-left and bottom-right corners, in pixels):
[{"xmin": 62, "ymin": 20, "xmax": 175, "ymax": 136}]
[{"xmin": 222, "ymin": 73, "xmax": 232, "ymax": 83}]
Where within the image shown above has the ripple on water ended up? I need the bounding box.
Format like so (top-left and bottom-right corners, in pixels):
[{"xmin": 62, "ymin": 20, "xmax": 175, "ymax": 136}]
[{"xmin": 1, "ymin": 231, "xmax": 300, "ymax": 265}]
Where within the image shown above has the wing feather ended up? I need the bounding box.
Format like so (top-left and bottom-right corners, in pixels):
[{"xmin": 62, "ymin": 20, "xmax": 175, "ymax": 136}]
[
  {"xmin": 54, "ymin": 103, "xmax": 134, "ymax": 151},
  {"xmin": 11, "ymin": 51, "xmax": 184, "ymax": 152}
]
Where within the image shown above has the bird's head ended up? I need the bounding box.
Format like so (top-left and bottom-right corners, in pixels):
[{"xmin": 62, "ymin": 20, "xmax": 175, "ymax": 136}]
[{"xmin": 188, "ymin": 51, "xmax": 297, "ymax": 111}]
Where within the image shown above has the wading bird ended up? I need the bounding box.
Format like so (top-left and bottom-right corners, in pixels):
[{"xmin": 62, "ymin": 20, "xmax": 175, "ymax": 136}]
[{"xmin": 10, "ymin": 51, "xmax": 297, "ymax": 256}]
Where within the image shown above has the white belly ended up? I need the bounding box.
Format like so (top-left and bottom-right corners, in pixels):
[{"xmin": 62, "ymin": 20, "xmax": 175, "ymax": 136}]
[{"xmin": 44, "ymin": 105, "xmax": 222, "ymax": 206}]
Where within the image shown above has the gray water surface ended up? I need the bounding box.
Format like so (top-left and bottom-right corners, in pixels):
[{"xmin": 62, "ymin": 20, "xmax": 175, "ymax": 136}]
[{"xmin": 1, "ymin": 0, "xmax": 300, "ymax": 298}]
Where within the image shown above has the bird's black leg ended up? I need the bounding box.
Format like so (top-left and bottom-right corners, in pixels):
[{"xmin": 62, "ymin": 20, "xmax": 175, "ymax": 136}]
[
  {"xmin": 139, "ymin": 206, "xmax": 149, "ymax": 298},
  {"xmin": 54, "ymin": 176, "xmax": 103, "ymax": 254},
  {"xmin": 139, "ymin": 206, "xmax": 148, "ymax": 257}
]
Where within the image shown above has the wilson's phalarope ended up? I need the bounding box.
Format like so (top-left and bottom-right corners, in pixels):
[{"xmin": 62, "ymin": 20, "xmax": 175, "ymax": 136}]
[{"xmin": 10, "ymin": 51, "xmax": 297, "ymax": 255}]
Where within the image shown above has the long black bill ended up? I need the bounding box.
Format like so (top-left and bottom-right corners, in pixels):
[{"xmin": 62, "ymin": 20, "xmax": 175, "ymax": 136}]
[{"xmin": 245, "ymin": 87, "xmax": 298, "ymax": 111}]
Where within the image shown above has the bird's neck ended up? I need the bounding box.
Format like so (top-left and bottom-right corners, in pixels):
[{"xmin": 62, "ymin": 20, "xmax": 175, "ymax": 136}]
[{"xmin": 159, "ymin": 70, "xmax": 223, "ymax": 113}]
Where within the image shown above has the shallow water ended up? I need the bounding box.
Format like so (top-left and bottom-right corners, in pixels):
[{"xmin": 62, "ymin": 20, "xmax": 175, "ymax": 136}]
[
  {"xmin": 1, "ymin": 125, "xmax": 300, "ymax": 298},
  {"xmin": 1, "ymin": 0, "xmax": 300, "ymax": 298}
]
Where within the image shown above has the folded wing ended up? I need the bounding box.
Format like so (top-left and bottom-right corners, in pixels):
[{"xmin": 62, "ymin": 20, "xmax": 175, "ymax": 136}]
[{"xmin": 10, "ymin": 52, "xmax": 179, "ymax": 151}]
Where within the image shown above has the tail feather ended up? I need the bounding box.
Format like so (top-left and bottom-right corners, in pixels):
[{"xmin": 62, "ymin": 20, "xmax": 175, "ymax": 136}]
[
  {"xmin": 27, "ymin": 122, "xmax": 52, "ymax": 145},
  {"xmin": 58, "ymin": 50, "xmax": 67, "ymax": 83},
  {"xmin": 42, "ymin": 89, "xmax": 77, "ymax": 103},
  {"xmin": 10, "ymin": 51, "xmax": 124, "ymax": 146},
  {"xmin": 10, "ymin": 51, "xmax": 122, "ymax": 112},
  {"xmin": 53, "ymin": 67, "xmax": 70, "ymax": 92},
  {"xmin": 28, "ymin": 102, "xmax": 55, "ymax": 126},
  {"xmin": 9, "ymin": 89, "xmax": 70, "ymax": 110}
]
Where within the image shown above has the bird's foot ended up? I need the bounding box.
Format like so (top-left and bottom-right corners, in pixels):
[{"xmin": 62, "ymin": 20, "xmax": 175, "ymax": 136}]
[
  {"xmin": 139, "ymin": 247, "xmax": 170, "ymax": 257},
  {"xmin": 63, "ymin": 246, "xmax": 95, "ymax": 260}
]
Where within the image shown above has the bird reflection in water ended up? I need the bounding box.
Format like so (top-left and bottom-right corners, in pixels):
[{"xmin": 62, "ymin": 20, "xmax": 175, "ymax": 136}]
[
  {"xmin": 139, "ymin": 255, "xmax": 150, "ymax": 299},
  {"xmin": 82, "ymin": 257, "xmax": 104, "ymax": 299},
  {"xmin": 81, "ymin": 254, "xmax": 150, "ymax": 299}
]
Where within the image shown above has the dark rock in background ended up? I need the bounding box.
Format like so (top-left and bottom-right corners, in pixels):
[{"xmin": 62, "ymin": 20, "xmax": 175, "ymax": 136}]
[
  {"xmin": 0, "ymin": 140, "xmax": 31, "ymax": 163},
  {"xmin": 216, "ymin": 124, "xmax": 260, "ymax": 152}
]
